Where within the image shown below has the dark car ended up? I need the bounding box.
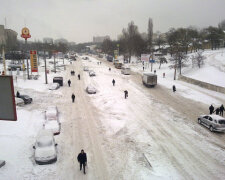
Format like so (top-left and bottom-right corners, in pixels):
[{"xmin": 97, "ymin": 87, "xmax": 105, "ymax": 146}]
[{"xmin": 19, "ymin": 95, "xmax": 33, "ymax": 104}]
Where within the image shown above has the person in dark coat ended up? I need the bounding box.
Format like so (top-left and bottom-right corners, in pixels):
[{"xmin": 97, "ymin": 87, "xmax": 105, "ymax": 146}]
[
  {"xmin": 109, "ymin": 67, "xmax": 111, "ymax": 71},
  {"xmin": 112, "ymin": 79, "xmax": 115, "ymax": 86},
  {"xmin": 77, "ymin": 149, "xmax": 87, "ymax": 174},
  {"xmin": 172, "ymin": 85, "xmax": 176, "ymax": 92},
  {"xmin": 68, "ymin": 79, "xmax": 71, "ymax": 87},
  {"xmin": 214, "ymin": 108, "xmax": 220, "ymax": 115},
  {"xmin": 71, "ymin": 93, "xmax": 75, "ymax": 103},
  {"xmin": 78, "ymin": 74, "xmax": 80, "ymax": 80},
  {"xmin": 219, "ymin": 104, "xmax": 224, "ymax": 116},
  {"xmin": 16, "ymin": 91, "xmax": 20, "ymax": 98},
  {"xmin": 124, "ymin": 90, "xmax": 128, "ymax": 99},
  {"xmin": 209, "ymin": 105, "xmax": 214, "ymax": 115}
]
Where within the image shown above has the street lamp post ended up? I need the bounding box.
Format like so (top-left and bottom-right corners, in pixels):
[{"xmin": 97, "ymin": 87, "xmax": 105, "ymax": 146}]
[{"xmin": 44, "ymin": 49, "xmax": 48, "ymax": 84}]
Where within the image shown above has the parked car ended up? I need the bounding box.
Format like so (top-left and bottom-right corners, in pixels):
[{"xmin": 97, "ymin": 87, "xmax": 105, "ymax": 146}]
[
  {"xmin": 121, "ymin": 67, "xmax": 131, "ymax": 75},
  {"xmin": 82, "ymin": 57, "xmax": 89, "ymax": 60},
  {"xmin": 15, "ymin": 97, "xmax": 24, "ymax": 106},
  {"xmin": 142, "ymin": 73, "xmax": 157, "ymax": 87},
  {"xmin": 19, "ymin": 95, "xmax": 32, "ymax": 104},
  {"xmin": 43, "ymin": 120, "xmax": 61, "ymax": 135},
  {"xmin": 106, "ymin": 55, "xmax": 113, "ymax": 62},
  {"xmin": 114, "ymin": 62, "xmax": 122, "ymax": 69},
  {"xmin": 86, "ymin": 85, "xmax": 97, "ymax": 94},
  {"xmin": 45, "ymin": 106, "xmax": 59, "ymax": 121},
  {"xmin": 33, "ymin": 130, "xmax": 58, "ymax": 165},
  {"xmin": 198, "ymin": 115, "xmax": 225, "ymax": 132},
  {"xmin": 89, "ymin": 70, "xmax": 96, "ymax": 76},
  {"xmin": 53, "ymin": 77, "xmax": 63, "ymax": 86},
  {"xmin": 49, "ymin": 83, "xmax": 60, "ymax": 90},
  {"xmin": 83, "ymin": 66, "xmax": 89, "ymax": 71}
]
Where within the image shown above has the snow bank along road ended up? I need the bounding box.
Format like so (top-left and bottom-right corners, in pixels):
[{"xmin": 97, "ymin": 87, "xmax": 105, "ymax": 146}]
[{"xmin": 86, "ymin": 55, "xmax": 225, "ymax": 179}]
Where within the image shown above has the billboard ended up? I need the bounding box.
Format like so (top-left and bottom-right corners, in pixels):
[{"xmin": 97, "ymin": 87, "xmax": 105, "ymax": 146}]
[
  {"xmin": 0, "ymin": 76, "xmax": 17, "ymax": 121},
  {"xmin": 141, "ymin": 54, "xmax": 150, "ymax": 61},
  {"xmin": 30, "ymin": 50, "xmax": 38, "ymax": 72}
]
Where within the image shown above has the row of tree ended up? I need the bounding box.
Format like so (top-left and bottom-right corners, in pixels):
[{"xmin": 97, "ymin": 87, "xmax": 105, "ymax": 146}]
[{"xmin": 100, "ymin": 19, "xmax": 225, "ymax": 61}]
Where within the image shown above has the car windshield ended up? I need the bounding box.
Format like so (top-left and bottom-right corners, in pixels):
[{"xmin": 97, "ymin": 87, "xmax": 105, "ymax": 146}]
[
  {"xmin": 218, "ymin": 120, "xmax": 225, "ymax": 124},
  {"xmin": 37, "ymin": 139, "xmax": 53, "ymax": 147}
]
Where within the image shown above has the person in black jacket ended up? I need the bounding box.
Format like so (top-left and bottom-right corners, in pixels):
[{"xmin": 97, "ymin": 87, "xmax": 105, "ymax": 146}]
[
  {"xmin": 220, "ymin": 104, "xmax": 224, "ymax": 116},
  {"xmin": 71, "ymin": 93, "xmax": 75, "ymax": 103},
  {"xmin": 16, "ymin": 91, "xmax": 20, "ymax": 98},
  {"xmin": 77, "ymin": 149, "xmax": 87, "ymax": 174},
  {"xmin": 214, "ymin": 107, "xmax": 220, "ymax": 115},
  {"xmin": 78, "ymin": 74, "xmax": 80, "ymax": 80},
  {"xmin": 172, "ymin": 85, "xmax": 176, "ymax": 92},
  {"xmin": 112, "ymin": 79, "xmax": 115, "ymax": 86},
  {"xmin": 68, "ymin": 79, "xmax": 71, "ymax": 87},
  {"xmin": 209, "ymin": 104, "xmax": 214, "ymax": 115},
  {"xmin": 124, "ymin": 90, "xmax": 128, "ymax": 99}
]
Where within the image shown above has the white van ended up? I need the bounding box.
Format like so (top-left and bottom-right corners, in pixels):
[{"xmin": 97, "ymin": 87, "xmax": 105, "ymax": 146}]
[{"xmin": 121, "ymin": 67, "xmax": 131, "ymax": 75}]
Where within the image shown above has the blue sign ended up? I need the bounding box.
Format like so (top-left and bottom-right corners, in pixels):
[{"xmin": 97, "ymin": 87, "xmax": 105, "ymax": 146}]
[{"xmin": 149, "ymin": 59, "xmax": 155, "ymax": 63}]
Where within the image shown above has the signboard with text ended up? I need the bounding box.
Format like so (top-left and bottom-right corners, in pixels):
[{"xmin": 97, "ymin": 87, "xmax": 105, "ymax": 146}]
[
  {"xmin": 30, "ymin": 50, "xmax": 38, "ymax": 72},
  {"xmin": 141, "ymin": 54, "xmax": 150, "ymax": 61},
  {"xmin": 21, "ymin": 27, "xmax": 31, "ymax": 40}
]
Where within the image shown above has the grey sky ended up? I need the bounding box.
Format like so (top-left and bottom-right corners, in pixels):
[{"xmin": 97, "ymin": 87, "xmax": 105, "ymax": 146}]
[{"xmin": 0, "ymin": 0, "xmax": 225, "ymax": 43}]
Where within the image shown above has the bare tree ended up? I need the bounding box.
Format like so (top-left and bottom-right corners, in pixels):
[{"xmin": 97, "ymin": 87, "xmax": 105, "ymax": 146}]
[
  {"xmin": 170, "ymin": 51, "xmax": 188, "ymax": 79},
  {"xmin": 191, "ymin": 51, "xmax": 206, "ymax": 68},
  {"xmin": 148, "ymin": 18, "xmax": 153, "ymax": 53}
]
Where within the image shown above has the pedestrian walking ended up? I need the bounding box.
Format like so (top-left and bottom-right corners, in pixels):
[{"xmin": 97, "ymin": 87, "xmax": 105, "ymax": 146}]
[
  {"xmin": 77, "ymin": 149, "xmax": 87, "ymax": 174},
  {"xmin": 163, "ymin": 72, "xmax": 165, "ymax": 78},
  {"xmin": 78, "ymin": 74, "xmax": 80, "ymax": 80},
  {"xmin": 214, "ymin": 107, "xmax": 220, "ymax": 115},
  {"xmin": 220, "ymin": 104, "xmax": 224, "ymax": 116},
  {"xmin": 124, "ymin": 90, "xmax": 128, "ymax": 99},
  {"xmin": 109, "ymin": 67, "xmax": 111, "ymax": 71},
  {"xmin": 154, "ymin": 70, "xmax": 156, "ymax": 74},
  {"xmin": 209, "ymin": 104, "xmax": 214, "ymax": 115},
  {"xmin": 71, "ymin": 93, "xmax": 75, "ymax": 103},
  {"xmin": 112, "ymin": 79, "xmax": 115, "ymax": 86},
  {"xmin": 68, "ymin": 79, "xmax": 71, "ymax": 87},
  {"xmin": 172, "ymin": 85, "xmax": 176, "ymax": 92},
  {"xmin": 16, "ymin": 91, "xmax": 20, "ymax": 98}
]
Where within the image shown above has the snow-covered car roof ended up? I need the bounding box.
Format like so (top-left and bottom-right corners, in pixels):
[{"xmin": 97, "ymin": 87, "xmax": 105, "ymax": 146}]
[
  {"xmin": 44, "ymin": 121, "xmax": 60, "ymax": 134},
  {"xmin": 86, "ymin": 85, "xmax": 97, "ymax": 94},
  {"xmin": 37, "ymin": 130, "xmax": 54, "ymax": 144},
  {"xmin": 46, "ymin": 106, "xmax": 58, "ymax": 120},
  {"xmin": 209, "ymin": 115, "xmax": 225, "ymax": 120},
  {"xmin": 49, "ymin": 83, "xmax": 60, "ymax": 90}
]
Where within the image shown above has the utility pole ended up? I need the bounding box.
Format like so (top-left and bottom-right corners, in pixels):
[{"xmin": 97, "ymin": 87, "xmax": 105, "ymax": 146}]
[
  {"xmin": 2, "ymin": 45, "xmax": 6, "ymax": 75},
  {"xmin": 25, "ymin": 39, "xmax": 29, "ymax": 79},
  {"xmin": 54, "ymin": 52, "xmax": 56, "ymax": 73},
  {"xmin": 44, "ymin": 50, "xmax": 48, "ymax": 84}
]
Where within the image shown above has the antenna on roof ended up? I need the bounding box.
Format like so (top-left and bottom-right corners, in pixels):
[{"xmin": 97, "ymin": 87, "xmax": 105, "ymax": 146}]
[{"xmin": 4, "ymin": 17, "xmax": 6, "ymax": 28}]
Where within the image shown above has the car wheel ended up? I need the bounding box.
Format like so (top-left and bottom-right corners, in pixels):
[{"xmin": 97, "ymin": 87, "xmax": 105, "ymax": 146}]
[
  {"xmin": 198, "ymin": 119, "xmax": 201, "ymax": 124},
  {"xmin": 209, "ymin": 126, "xmax": 214, "ymax": 132}
]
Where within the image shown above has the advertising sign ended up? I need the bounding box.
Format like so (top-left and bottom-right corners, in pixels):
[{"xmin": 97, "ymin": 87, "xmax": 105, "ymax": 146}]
[
  {"xmin": 114, "ymin": 50, "xmax": 118, "ymax": 59},
  {"xmin": 30, "ymin": 50, "xmax": 38, "ymax": 72},
  {"xmin": 0, "ymin": 76, "xmax": 17, "ymax": 121},
  {"xmin": 141, "ymin": 54, "xmax": 150, "ymax": 61},
  {"xmin": 21, "ymin": 27, "xmax": 31, "ymax": 40}
]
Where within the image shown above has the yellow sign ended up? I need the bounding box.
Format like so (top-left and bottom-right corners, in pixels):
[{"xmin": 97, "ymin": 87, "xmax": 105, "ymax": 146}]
[{"xmin": 30, "ymin": 50, "xmax": 38, "ymax": 72}]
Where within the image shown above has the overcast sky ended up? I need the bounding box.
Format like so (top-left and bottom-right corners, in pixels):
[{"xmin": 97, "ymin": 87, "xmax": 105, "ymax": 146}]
[{"xmin": 0, "ymin": 0, "xmax": 225, "ymax": 43}]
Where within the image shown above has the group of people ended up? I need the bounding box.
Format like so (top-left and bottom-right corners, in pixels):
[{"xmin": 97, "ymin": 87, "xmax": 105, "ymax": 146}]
[
  {"xmin": 70, "ymin": 70, "xmax": 75, "ymax": 76},
  {"xmin": 209, "ymin": 104, "xmax": 224, "ymax": 116}
]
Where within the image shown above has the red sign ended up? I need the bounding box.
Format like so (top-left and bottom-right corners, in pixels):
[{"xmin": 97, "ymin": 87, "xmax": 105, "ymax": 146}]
[
  {"xmin": 30, "ymin": 50, "xmax": 38, "ymax": 72},
  {"xmin": 21, "ymin": 27, "xmax": 31, "ymax": 40}
]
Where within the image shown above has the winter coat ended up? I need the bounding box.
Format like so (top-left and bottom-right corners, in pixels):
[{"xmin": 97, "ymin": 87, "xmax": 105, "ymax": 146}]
[
  {"xmin": 72, "ymin": 94, "xmax": 75, "ymax": 99},
  {"xmin": 77, "ymin": 153, "xmax": 87, "ymax": 163},
  {"xmin": 209, "ymin": 105, "xmax": 214, "ymax": 112},
  {"xmin": 220, "ymin": 105, "xmax": 224, "ymax": 112},
  {"xmin": 215, "ymin": 108, "xmax": 220, "ymax": 115}
]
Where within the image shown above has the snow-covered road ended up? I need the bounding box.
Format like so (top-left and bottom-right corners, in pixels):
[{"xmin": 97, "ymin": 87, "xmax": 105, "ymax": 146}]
[{"xmin": 0, "ymin": 56, "xmax": 225, "ymax": 180}]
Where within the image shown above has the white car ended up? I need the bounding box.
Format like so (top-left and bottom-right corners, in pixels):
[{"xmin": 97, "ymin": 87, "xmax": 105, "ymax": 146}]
[
  {"xmin": 198, "ymin": 115, "xmax": 225, "ymax": 132},
  {"xmin": 15, "ymin": 97, "xmax": 24, "ymax": 106},
  {"xmin": 45, "ymin": 106, "xmax": 59, "ymax": 121},
  {"xmin": 43, "ymin": 120, "xmax": 61, "ymax": 135},
  {"xmin": 33, "ymin": 130, "xmax": 58, "ymax": 165},
  {"xmin": 86, "ymin": 85, "xmax": 97, "ymax": 94},
  {"xmin": 83, "ymin": 66, "xmax": 89, "ymax": 71},
  {"xmin": 49, "ymin": 83, "xmax": 60, "ymax": 90},
  {"xmin": 89, "ymin": 70, "xmax": 96, "ymax": 76}
]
